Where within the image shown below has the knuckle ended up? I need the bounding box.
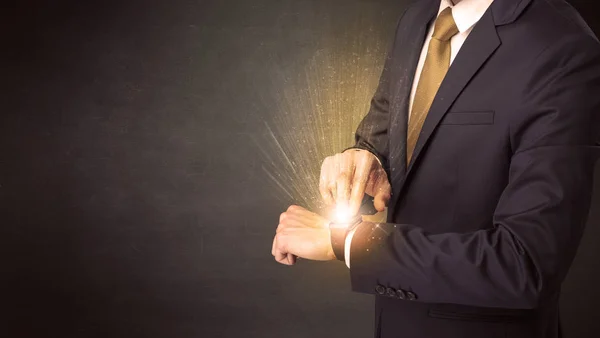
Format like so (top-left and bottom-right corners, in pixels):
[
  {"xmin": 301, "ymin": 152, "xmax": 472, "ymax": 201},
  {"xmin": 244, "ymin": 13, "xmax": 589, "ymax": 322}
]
[
  {"xmin": 339, "ymin": 165, "xmax": 351, "ymax": 175},
  {"xmin": 319, "ymin": 183, "xmax": 327, "ymax": 193},
  {"xmin": 337, "ymin": 172, "xmax": 350, "ymax": 182},
  {"xmin": 276, "ymin": 223, "xmax": 285, "ymax": 233},
  {"xmin": 276, "ymin": 231, "xmax": 288, "ymax": 243}
]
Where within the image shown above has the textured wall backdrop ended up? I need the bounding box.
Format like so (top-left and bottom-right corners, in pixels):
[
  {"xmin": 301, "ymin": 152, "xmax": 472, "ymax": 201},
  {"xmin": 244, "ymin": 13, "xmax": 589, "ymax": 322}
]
[{"xmin": 1, "ymin": 1, "xmax": 598, "ymax": 337}]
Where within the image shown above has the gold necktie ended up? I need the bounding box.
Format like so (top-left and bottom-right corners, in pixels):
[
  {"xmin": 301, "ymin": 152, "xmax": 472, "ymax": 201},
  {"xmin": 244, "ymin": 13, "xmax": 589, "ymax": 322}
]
[{"xmin": 407, "ymin": 7, "xmax": 459, "ymax": 164}]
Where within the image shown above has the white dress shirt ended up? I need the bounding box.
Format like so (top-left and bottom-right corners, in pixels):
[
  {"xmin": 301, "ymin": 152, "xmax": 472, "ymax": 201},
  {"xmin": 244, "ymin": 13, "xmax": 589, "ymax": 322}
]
[{"xmin": 345, "ymin": 0, "xmax": 495, "ymax": 268}]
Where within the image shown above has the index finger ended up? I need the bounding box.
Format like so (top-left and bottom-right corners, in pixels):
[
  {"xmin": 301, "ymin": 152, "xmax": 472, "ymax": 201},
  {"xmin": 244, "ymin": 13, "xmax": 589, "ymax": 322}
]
[
  {"xmin": 335, "ymin": 153, "xmax": 353, "ymax": 210},
  {"xmin": 349, "ymin": 152, "xmax": 370, "ymax": 215}
]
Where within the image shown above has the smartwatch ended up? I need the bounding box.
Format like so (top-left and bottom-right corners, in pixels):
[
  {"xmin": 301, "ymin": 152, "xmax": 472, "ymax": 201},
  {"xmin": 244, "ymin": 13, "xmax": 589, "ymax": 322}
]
[
  {"xmin": 329, "ymin": 215, "xmax": 362, "ymax": 261},
  {"xmin": 329, "ymin": 195, "xmax": 378, "ymax": 261}
]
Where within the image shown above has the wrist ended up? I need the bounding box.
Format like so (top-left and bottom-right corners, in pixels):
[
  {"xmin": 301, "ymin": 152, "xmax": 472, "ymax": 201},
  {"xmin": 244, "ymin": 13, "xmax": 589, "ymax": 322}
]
[{"xmin": 343, "ymin": 147, "xmax": 383, "ymax": 168}]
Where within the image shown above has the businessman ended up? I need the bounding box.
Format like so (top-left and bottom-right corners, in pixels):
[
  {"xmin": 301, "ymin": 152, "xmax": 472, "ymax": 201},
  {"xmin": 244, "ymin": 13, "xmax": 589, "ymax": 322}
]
[{"xmin": 271, "ymin": 0, "xmax": 600, "ymax": 337}]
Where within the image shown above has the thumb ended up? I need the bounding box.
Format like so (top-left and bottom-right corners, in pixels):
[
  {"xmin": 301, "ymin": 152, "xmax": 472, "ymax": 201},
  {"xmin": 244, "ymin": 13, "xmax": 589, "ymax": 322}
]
[{"xmin": 373, "ymin": 190, "xmax": 391, "ymax": 212}]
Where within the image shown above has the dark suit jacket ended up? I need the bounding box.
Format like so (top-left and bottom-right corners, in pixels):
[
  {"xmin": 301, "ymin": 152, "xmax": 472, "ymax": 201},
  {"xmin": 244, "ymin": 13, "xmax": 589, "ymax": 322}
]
[{"xmin": 348, "ymin": 0, "xmax": 600, "ymax": 337}]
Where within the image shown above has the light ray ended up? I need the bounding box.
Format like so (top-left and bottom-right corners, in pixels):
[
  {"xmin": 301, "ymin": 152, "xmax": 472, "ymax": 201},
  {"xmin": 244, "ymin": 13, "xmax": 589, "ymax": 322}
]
[{"xmin": 255, "ymin": 9, "xmax": 392, "ymax": 213}]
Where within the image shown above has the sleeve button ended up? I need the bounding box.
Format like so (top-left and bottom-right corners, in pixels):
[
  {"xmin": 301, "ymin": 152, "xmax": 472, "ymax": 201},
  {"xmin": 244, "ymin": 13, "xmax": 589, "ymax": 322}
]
[{"xmin": 385, "ymin": 287, "xmax": 396, "ymax": 298}]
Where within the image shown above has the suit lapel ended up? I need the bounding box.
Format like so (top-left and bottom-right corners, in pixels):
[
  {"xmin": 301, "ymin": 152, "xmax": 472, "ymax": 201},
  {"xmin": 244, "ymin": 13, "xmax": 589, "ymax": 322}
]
[
  {"xmin": 389, "ymin": 9, "xmax": 501, "ymax": 214},
  {"xmin": 406, "ymin": 11, "xmax": 500, "ymax": 174}
]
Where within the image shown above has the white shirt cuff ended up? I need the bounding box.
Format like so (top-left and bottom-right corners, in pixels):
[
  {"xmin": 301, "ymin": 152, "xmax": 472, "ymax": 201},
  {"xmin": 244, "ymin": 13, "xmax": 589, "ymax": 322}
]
[{"xmin": 344, "ymin": 226, "xmax": 359, "ymax": 268}]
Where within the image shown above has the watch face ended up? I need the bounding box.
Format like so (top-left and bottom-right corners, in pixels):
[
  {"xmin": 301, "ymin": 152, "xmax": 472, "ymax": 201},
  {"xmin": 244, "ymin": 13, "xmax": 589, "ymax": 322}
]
[
  {"xmin": 330, "ymin": 195, "xmax": 378, "ymax": 224},
  {"xmin": 332, "ymin": 203, "xmax": 354, "ymax": 223},
  {"xmin": 329, "ymin": 215, "xmax": 362, "ymax": 229}
]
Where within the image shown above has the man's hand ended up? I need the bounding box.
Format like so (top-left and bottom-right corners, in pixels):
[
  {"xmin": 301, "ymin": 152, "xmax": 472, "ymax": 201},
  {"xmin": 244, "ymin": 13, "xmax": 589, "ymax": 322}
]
[
  {"xmin": 272, "ymin": 205, "xmax": 336, "ymax": 266},
  {"xmin": 320, "ymin": 149, "xmax": 391, "ymax": 216}
]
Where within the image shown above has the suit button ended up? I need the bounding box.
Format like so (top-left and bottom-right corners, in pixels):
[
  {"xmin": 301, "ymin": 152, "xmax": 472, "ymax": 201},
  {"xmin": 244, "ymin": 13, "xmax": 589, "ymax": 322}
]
[
  {"xmin": 375, "ymin": 285, "xmax": 386, "ymax": 295},
  {"xmin": 386, "ymin": 287, "xmax": 396, "ymax": 297},
  {"xmin": 396, "ymin": 289, "xmax": 406, "ymax": 300},
  {"xmin": 406, "ymin": 291, "xmax": 417, "ymax": 301}
]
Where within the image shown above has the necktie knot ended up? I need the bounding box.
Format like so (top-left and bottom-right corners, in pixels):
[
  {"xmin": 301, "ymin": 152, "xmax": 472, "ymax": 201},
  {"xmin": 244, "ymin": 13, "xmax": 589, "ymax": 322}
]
[{"xmin": 432, "ymin": 7, "xmax": 459, "ymax": 41}]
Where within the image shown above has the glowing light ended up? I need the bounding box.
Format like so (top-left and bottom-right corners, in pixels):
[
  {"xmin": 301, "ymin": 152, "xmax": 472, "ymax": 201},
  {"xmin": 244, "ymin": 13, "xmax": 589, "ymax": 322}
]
[
  {"xmin": 253, "ymin": 9, "xmax": 394, "ymax": 212},
  {"xmin": 334, "ymin": 203, "xmax": 354, "ymax": 223}
]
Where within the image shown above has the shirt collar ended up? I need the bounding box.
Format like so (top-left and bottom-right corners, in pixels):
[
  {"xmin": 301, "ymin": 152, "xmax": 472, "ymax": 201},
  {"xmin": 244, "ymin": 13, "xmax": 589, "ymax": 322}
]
[{"xmin": 438, "ymin": 0, "xmax": 494, "ymax": 33}]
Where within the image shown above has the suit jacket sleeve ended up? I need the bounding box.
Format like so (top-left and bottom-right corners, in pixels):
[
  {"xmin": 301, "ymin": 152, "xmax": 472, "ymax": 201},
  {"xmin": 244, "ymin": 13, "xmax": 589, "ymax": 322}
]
[
  {"xmin": 349, "ymin": 35, "xmax": 600, "ymax": 309},
  {"xmin": 343, "ymin": 10, "xmax": 411, "ymax": 176}
]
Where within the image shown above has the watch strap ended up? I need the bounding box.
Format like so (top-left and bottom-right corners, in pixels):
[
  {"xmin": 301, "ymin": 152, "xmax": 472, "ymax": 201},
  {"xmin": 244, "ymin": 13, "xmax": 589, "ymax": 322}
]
[
  {"xmin": 329, "ymin": 217, "xmax": 362, "ymax": 262},
  {"xmin": 330, "ymin": 225, "xmax": 347, "ymax": 261}
]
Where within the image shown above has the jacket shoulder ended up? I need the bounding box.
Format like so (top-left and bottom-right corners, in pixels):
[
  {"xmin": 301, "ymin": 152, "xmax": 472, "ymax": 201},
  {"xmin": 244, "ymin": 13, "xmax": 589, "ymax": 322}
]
[{"xmin": 517, "ymin": 0, "xmax": 599, "ymax": 45}]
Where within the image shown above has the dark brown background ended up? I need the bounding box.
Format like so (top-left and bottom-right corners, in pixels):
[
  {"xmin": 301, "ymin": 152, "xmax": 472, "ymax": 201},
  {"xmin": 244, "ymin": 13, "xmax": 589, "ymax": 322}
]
[{"xmin": 1, "ymin": 1, "xmax": 598, "ymax": 337}]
